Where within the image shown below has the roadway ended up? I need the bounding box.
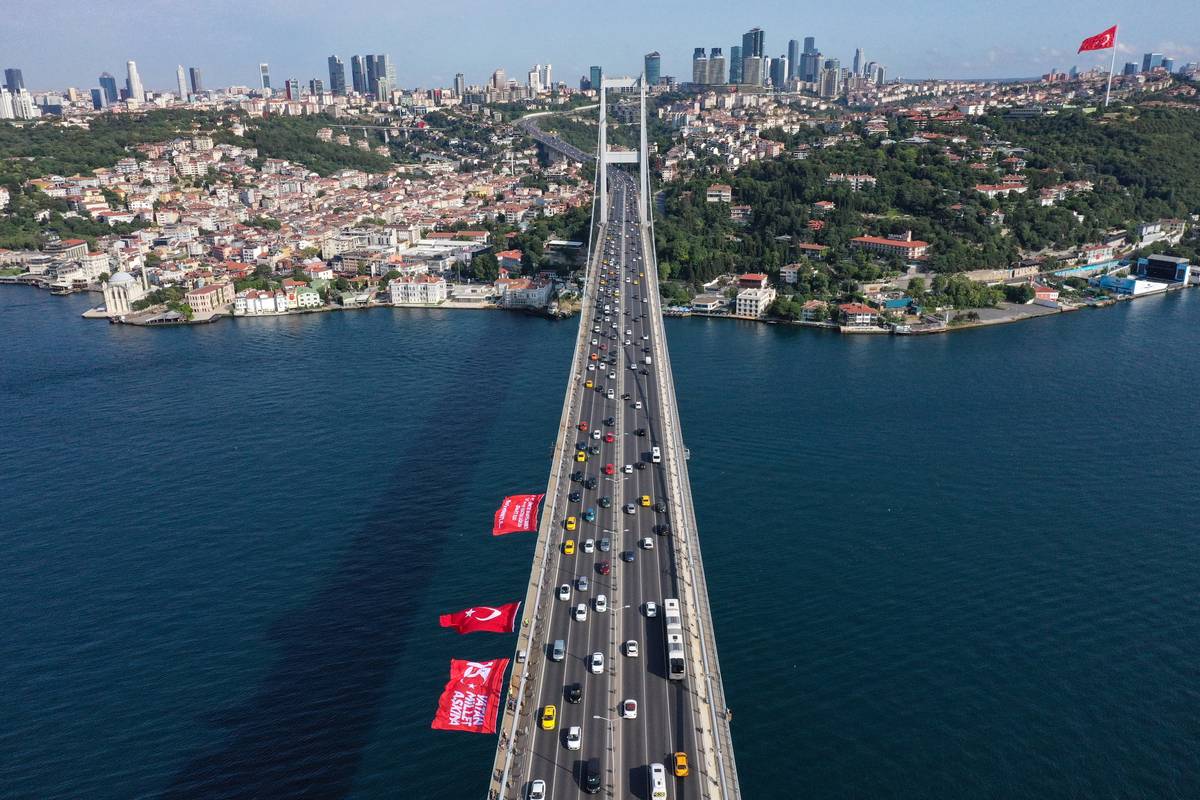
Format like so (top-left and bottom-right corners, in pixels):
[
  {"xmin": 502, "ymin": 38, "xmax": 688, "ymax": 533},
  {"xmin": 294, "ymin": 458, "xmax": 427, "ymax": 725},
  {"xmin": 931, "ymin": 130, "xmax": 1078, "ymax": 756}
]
[{"xmin": 501, "ymin": 170, "xmax": 698, "ymax": 799}]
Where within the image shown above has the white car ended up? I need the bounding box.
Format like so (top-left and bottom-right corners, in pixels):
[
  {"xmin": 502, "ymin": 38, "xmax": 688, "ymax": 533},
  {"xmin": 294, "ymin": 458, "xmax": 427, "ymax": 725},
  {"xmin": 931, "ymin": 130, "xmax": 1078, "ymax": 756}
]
[
  {"xmin": 565, "ymin": 726, "xmax": 581, "ymax": 751},
  {"xmin": 528, "ymin": 779, "xmax": 547, "ymax": 800},
  {"xmin": 577, "ymin": 575, "xmax": 588, "ymax": 591},
  {"xmin": 623, "ymin": 464, "xmax": 633, "ymax": 474},
  {"xmin": 558, "ymin": 583, "xmax": 571, "ymax": 601},
  {"xmin": 624, "ymin": 640, "xmax": 639, "ymax": 657},
  {"xmin": 595, "ymin": 594, "xmax": 607, "ymax": 613},
  {"xmin": 574, "ymin": 603, "xmax": 588, "ymax": 622},
  {"xmin": 592, "ymin": 430, "xmax": 601, "ymax": 440},
  {"xmin": 625, "ymin": 330, "xmax": 632, "ymax": 336},
  {"xmin": 629, "ymin": 363, "xmax": 637, "ymax": 370},
  {"xmin": 640, "ymin": 537, "xmax": 654, "ymax": 550},
  {"xmin": 583, "ymin": 538, "xmax": 595, "ymax": 554},
  {"xmin": 644, "ymin": 602, "xmax": 658, "ymax": 617},
  {"xmin": 621, "ymin": 699, "xmax": 638, "ymax": 719},
  {"xmin": 587, "ymin": 364, "xmax": 596, "ymax": 372},
  {"xmin": 642, "ymin": 334, "xmax": 649, "ymax": 340},
  {"xmin": 608, "ymin": 372, "xmax": 616, "ymax": 380},
  {"xmin": 634, "ymin": 401, "xmax": 642, "ymax": 410},
  {"xmin": 589, "ymin": 652, "xmax": 604, "ymax": 674}
]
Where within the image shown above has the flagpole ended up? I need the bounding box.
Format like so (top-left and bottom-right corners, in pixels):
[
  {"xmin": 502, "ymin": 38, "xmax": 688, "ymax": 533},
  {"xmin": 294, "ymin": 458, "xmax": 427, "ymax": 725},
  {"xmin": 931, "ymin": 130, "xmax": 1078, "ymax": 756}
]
[{"xmin": 1104, "ymin": 28, "xmax": 1118, "ymax": 107}]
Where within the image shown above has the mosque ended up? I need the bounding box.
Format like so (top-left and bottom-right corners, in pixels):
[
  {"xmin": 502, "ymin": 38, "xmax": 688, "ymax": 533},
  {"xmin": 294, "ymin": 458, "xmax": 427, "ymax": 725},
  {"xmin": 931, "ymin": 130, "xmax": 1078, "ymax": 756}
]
[{"xmin": 101, "ymin": 270, "xmax": 150, "ymax": 317}]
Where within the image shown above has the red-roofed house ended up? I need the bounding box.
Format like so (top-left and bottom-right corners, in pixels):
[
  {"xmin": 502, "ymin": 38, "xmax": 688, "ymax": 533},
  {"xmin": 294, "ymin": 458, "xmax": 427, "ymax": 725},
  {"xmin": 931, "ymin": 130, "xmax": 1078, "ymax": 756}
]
[
  {"xmin": 737, "ymin": 273, "xmax": 768, "ymax": 289},
  {"xmin": 850, "ymin": 232, "xmax": 930, "ymax": 260},
  {"xmin": 496, "ymin": 249, "xmax": 524, "ymax": 270},
  {"xmin": 839, "ymin": 303, "xmax": 880, "ymax": 327}
]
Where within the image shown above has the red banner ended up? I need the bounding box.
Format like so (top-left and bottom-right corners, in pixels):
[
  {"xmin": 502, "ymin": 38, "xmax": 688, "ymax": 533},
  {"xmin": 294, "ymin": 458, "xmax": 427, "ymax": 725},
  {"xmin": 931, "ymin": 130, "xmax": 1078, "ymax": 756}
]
[
  {"xmin": 430, "ymin": 658, "xmax": 510, "ymax": 734},
  {"xmin": 1078, "ymin": 25, "xmax": 1117, "ymax": 53},
  {"xmin": 491, "ymin": 493, "xmax": 544, "ymax": 536},
  {"xmin": 439, "ymin": 601, "xmax": 521, "ymax": 634}
]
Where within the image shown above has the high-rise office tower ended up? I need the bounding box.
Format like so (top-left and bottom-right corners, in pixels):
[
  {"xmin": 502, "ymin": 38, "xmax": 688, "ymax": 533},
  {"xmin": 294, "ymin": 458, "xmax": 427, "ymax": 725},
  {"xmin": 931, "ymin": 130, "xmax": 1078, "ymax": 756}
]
[
  {"xmin": 98, "ymin": 72, "xmax": 119, "ymax": 103},
  {"xmin": 819, "ymin": 58, "xmax": 841, "ymax": 97},
  {"xmin": 801, "ymin": 51, "xmax": 821, "ymax": 82},
  {"xmin": 454, "ymin": 72, "xmax": 465, "ymax": 97},
  {"xmin": 1163, "ymin": 58, "xmax": 1175, "ymax": 73},
  {"xmin": 350, "ymin": 55, "xmax": 366, "ymax": 93},
  {"xmin": 853, "ymin": 48, "xmax": 864, "ymax": 76},
  {"xmin": 327, "ymin": 56, "xmax": 346, "ymax": 95},
  {"xmin": 309, "ymin": 78, "xmax": 324, "ymax": 94},
  {"xmin": 366, "ymin": 56, "xmax": 378, "ymax": 94},
  {"xmin": 770, "ymin": 56, "xmax": 788, "ymax": 88},
  {"xmin": 729, "ymin": 45, "xmax": 743, "ymax": 82},
  {"xmin": 90, "ymin": 88, "xmax": 106, "ymax": 110},
  {"xmin": 692, "ymin": 48, "xmax": 708, "ymax": 85},
  {"xmin": 1123, "ymin": 61, "xmax": 1138, "ymax": 76},
  {"xmin": 367, "ymin": 54, "xmax": 392, "ymax": 96},
  {"xmin": 126, "ymin": 60, "xmax": 144, "ymax": 101},
  {"xmin": 644, "ymin": 52, "xmax": 661, "ymax": 86},
  {"xmin": 491, "ymin": 68, "xmax": 507, "ymax": 90},
  {"xmin": 589, "ymin": 66, "xmax": 602, "ymax": 91},
  {"xmin": 4, "ymin": 68, "xmax": 24, "ymax": 93},
  {"xmin": 741, "ymin": 56, "xmax": 764, "ymax": 86},
  {"xmin": 540, "ymin": 64, "xmax": 552, "ymax": 89},
  {"xmin": 787, "ymin": 39, "xmax": 800, "ymax": 79},
  {"xmin": 259, "ymin": 63, "xmax": 271, "ymax": 90},
  {"xmin": 742, "ymin": 27, "xmax": 765, "ymax": 59},
  {"xmin": 528, "ymin": 66, "xmax": 542, "ymax": 93},
  {"xmin": 0, "ymin": 89, "xmax": 13, "ymax": 119},
  {"xmin": 176, "ymin": 65, "xmax": 188, "ymax": 99},
  {"xmin": 803, "ymin": 36, "xmax": 816, "ymax": 55},
  {"xmin": 189, "ymin": 67, "xmax": 203, "ymax": 94},
  {"xmin": 708, "ymin": 48, "xmax": 726, "ymax": 85},
  {"xmin": 1142, "ymin": 52, "xmax": 1164, "ymax": 72},
  {"xmin": 285, "ymin": 78, "xmax": 299, "ymax": 100}
]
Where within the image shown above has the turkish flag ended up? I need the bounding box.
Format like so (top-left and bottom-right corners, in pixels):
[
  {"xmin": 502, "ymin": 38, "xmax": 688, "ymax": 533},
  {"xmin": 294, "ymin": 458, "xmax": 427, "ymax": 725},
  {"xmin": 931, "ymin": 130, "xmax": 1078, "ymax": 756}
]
[
  {"xmin": 491, "ymin": 493, "xmax": 544, "ymax": 536},
  {"xmin": 431, "ymin": 658, "xmax": 510, "ymax": 734},
  {"xmin": 1078, "ymin": 25, "xmax": 1117, "ymax": 53},
  {"xmin": 439, "ymin": 600, "xmax": 521, "ymax": 634}
]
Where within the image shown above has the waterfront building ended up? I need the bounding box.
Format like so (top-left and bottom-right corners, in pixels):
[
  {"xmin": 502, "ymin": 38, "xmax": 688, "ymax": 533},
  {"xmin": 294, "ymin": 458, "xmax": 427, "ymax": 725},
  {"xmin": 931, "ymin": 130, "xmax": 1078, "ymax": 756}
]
[
  {"xmin": 390, "ymin": 275, "xmax": 448, "ymax": 305},
  {"xmin": 495, "ymin": 277, "xmax": 552, "ymax": 309},
  {"xmin": 1137, "ymin": 254, "xmax": 1191, "ymax": 283},
  {"xmin": 101, "ymin": 270, "xmax": 150, "ymax": 317},
  {"xmin": 736, "ymin": 286, "xmax": 776, "ymax": 318},
  {"xmin": 839, "ymin": 302, "xmax": 880, "ymax": 327},
  {"xmin": 184, "ymin": 283, "xmax": 235, "ymax": 314}
]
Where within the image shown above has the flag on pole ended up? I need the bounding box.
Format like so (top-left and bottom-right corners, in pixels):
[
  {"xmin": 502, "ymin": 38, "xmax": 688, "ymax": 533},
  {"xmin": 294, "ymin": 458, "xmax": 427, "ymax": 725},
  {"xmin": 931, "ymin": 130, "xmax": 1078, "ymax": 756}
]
[{"xmin": 1078, "ymin": 25, "xmax": 1117, "ymax": 53}]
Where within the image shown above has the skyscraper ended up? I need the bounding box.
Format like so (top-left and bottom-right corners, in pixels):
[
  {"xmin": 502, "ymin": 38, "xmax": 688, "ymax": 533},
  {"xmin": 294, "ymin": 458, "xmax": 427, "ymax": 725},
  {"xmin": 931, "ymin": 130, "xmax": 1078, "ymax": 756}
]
[
  {"xmin": 801, "ymin": 51, "xmax": 821, "ymax": 82},
  {"xmin": 644, "ymin": 52, "xmax": 661, "ymax": 86},
  {"xmin": 309, "ymin": 78, "xmax": 324, "ymax": 94},
  {"xmin": 98, "ymin": 72, "xmax": 119, "ymax": 103},
  {"xmin": 189, "ymin": 67, "xmax": 203, "ymax": 94},
  {"xmin": 1142, "ymin": 52, "xmax": 1164, "ymax": 72},
  {"xmin": 259, "ymin": 63, "xmax": 271, "ymax": 90},
  {"xmin": 492, "ymin": 68, "xmax": 507, "ymax": 90},
  {"xmin": 126, "ymin": 61, "xmax": 144, "ymax": 101},
  {"xmin": 528, "ymin": 66, "xmax": 542, "ymax": 93},
  {"xmin": 0, "ymin": 89, "xmax": 13, "ymax": 119},
  {"xmin": 769, "ymin": 56, "xmax": 788, "ymax": 88},
  {"xmin": 729, "ymin": 45, "xmax": 743, "ymax": 83},
  {"xmin": 90, "ymin": 88, "xmax": 107, "ymax": 110},
  {"xmin": 285, "ymin": 78, "xmax": 299, "ymax": 100},
  {"xmin": 4, "ymin": 68, "xmax": 24, "ymax": 93},
  {"xmin": 350, "ymin": 55, "xmax": 366, "ymax": 93},
  {"xmin": 742, "ymin": 27, "xmax": 764, "ymax": 59},
  {"xmin": 853, "ymin": 48, "xmax": 864, "ymax": 76},
  {"xmin": 692, "ymin": 48, "xmax": 708, "ymax": 85},
  {"xmin": 787, "ymin": 39, "xmax": 800, "ymax": 79},
  {"xmin": 176, "ymin": 65, "xmax": 188, "ymax": 100},
  {"xmin": 1123, "ymin": 62, "xmax": 1138, "ymax": 76},
  {"xmin": 540, "ymin": 64, "xmax": 553, "ymax": 90},
  {"xmin": 454, "ymin": 72, "xmax": 465, "ymax": 97},
  {"xmin": 1163, "ymin": 58, "xmax": 1175, "ymax": 73},
  {"xmin": 368, "ymin": 54, "xmax": 392, "ymax": 96},
  {"xmin": 803, "ymin": 36, "xmax": 816, "ymax": 55},
  {"xmin": 327, "ymin": 56, "xmax": 346, "ymax": 95},
  {"xmin": 708, "ymin": 48, "xmax": 726, "ymax": 85},
  {"xmin": 741, "ymin": 56, "xmax": 764, "ymax": 86},
  {"xmin": 590, "ymin": 66, "xmax": 602, "ymax": 91}
]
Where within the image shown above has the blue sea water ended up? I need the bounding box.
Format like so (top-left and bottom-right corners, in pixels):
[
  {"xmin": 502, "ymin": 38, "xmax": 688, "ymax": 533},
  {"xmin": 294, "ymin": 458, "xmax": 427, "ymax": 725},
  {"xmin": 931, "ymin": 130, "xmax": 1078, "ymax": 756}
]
[{"xmin": 1, "ymin": 287, "xmax": 1197, "ymax": 799}]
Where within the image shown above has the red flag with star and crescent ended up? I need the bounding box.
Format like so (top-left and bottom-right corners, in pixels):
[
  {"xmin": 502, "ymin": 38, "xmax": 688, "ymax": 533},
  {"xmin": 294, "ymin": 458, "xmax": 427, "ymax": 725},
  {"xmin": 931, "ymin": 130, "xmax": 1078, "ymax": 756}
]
[
  {"xmin": 439, "ymin": 600, "xmax": 521, "ymax": 634},
  {"xmin": 1078, "ymin": 25, "xmax": 1117, "ymax": 53},
  {"xmin": 430, "ymin": 657, "xmax": 510, "ymax": 733}
]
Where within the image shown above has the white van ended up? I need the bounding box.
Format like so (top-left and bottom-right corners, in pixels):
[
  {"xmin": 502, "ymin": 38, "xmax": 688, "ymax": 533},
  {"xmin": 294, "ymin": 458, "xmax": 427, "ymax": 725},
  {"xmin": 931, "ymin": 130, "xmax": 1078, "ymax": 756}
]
[
  {"xmin": 551, "ymin": 639, "xmax": 566, "ymax": 661},
  {"xmin": 649, "ymin": 763, "xmax": 667, "ymax": 799},
  {"xmin": 651, "ymin": 446, "xmax": 662, "ymax": 464},
  {"xmin": 644, "ymin": 356, "xmax": 652, "ymax": 365}
]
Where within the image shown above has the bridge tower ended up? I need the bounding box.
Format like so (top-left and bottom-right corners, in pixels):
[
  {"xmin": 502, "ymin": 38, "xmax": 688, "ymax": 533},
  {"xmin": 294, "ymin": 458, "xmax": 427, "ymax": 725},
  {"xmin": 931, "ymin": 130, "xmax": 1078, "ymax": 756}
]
[{"xmin": 597, "ymin": 75, "xmax": 650, "ymax": 224}]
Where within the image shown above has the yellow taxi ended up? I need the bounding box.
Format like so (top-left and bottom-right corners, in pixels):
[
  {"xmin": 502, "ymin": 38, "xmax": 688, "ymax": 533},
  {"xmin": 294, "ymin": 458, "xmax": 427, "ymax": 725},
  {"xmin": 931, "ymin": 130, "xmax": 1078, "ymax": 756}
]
[
  {"xmin": 541, "ymin": 704, "xmax": 557, "ymax": 730},
  {"xmin": 584, "ymin": 380, "xmax": 594, "ymax": 389},
  {"xmin": 566, "ymin": 515, "xmax": 577, "ymax": 532},
  {"xmin": 639, "ymin": 495, "xmax": 651, "ymax": 507},
  {"xmin": 632, "ymin": 279, "xmax": 639, "ymax": 285},
  {"xmin": 575, "ymin": 450, "xmax": 587, "ymax": 462},
  {"xmin": 673, "ymin": 751, "xmax": 689, "ymax": 777},
  {"xmin": 563, "ymin": 538, "xmax": 576, "ymax": 554}
]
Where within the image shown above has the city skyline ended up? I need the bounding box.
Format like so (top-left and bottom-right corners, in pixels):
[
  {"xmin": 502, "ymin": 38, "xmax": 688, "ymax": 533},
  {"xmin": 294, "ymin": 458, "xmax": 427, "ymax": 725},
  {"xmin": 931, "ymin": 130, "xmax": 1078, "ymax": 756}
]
[{"xmin": 4, "ymin": 0, "xmax": 1197, "ymax": 93}]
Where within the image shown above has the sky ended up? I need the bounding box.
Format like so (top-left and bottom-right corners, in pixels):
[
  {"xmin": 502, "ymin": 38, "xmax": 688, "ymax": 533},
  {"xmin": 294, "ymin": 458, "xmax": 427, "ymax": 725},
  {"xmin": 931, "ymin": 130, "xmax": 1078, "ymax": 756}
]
[{"xmin": 5, "ymin": 0, "xmax": 1199, "ymax": 92}]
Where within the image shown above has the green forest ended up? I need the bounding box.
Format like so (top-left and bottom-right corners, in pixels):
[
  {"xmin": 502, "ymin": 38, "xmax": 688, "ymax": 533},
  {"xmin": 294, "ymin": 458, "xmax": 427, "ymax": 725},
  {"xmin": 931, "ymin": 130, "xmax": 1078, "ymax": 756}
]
[{"xmin": 218, "ymin": 115, "xmax": 393, "ymax": 176}]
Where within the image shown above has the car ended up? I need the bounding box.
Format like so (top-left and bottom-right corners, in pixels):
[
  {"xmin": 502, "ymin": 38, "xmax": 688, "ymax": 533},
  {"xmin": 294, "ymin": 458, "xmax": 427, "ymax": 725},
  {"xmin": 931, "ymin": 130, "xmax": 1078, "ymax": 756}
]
[
  {"xmin": 591, "ymin": 339, "xmax": 598, "ymax": 346},
  {"xmin": 589, "ymin": 444, "xmax": 600, "ymax": 455},
  {"xmin": 620, "ymin": 550, "xmax": 635, "ymax": 563},
  {"xmin": 583, "ymin": 508, "xmax": 596, "ymax": 523},
  {"xmin": 540, "ymin": 705, "xmax": 557, "ymax": 730},
  {"xmin": 598, "ymin": 496, "xmax": 612, "ymax": 509},
  {"xmin": 604, "ymin": 463, "xmax": 615, "ymax": 475},
  {"xmin": 604, "ymin": 416, "xmax": 615, "ymax": 426},
  {"xmin": 584, "ymin": 477, "xmax": 598, "ymax": 490},
  {"xmin": 558, "ymin": 583, "xmax": 571, "ymax": 601},
  {"xmin": 607, "ymin": 389, "xmax": 615, "ymax": 399},
  {"xmin": 640, "ymin": 369, "xmax": 648, "ymax": 375},
  {"xmin": 644, "ymin": 601, "xmax": 658, "ymax": 617},
  {"xmin": 588, "ymin": 355, "xmax": 598, "ymax": 364},
  {"xmin": 643, "ymin": 334, "xmax": 649, "ymax": 340},
  {"xmin": 583, "ymin": 537, "xmax": 595, "ymax": 553},
  {"xmin": 584, "ymin": 758, "xmax": 602, "ymax": 794},
  {"xmin": 621, "ymin": 699, "xmax": 638, "ymax": 719},
  {"xmin": 639, "ymin": 495, "xmax": 651, "ymax": 507},
  {"xmin": 574, "ymin": 603, "xmax": 587, "ymax": 622},
  {"xmin": 624, "ymin": 640, "xmax": 639, "ymax": 657},
  {"xmin": 566, "ymin": 682, "xmax": 583, "ymax": 704},
  {"xmin": 629, "ymin": 362, "xmax": 637, "ymax": 371},
  {"xmin": 584, "ymin": 379, "xmax": 594, "ymax": 388},
  {"xmin": 565, "ymin": 726, "xmax": 582, "ymax": 751},
  {"xmin": 604, "ymin": 432, "xmax": 615, "ymax": 443},
  {"xmin": 570, "ymin": 470, "xmax": 584, "ymax": 483},
  {"xmin": 576, "ymin": 575, "xmax": 588, "ymax": 591},
  {"xmin": 640, "ymin": 537, "xmax": 654, "ymax": 550},
  {"xmin": 528, "ymin": 779, "xmax": 547, "ymax": 800},
  {"xmin": 622, "ymin": 392, "xmax": 631, "ymax": 400},
  {"xmin": 653, "ymin": 501, "xmax": 667, "ymax": 513},
  {"xmin": 623, "ymin": 503, "xmax": 636, "ymax": 515},
  {"xmin": 589, "ymin": 652, "xmax": 604, "ymax": 674},
  {"xmin": 596, "ymin": 560, "xmax": 610, "ymax": 575},
  {"xmin": 598, "ymin": 537, "xmax": 611, "ymax": 552},
  {"xmin": 591, "ymin": 430, "xmax": 602, "ymax": 440},
  {"xmin": 643, "ymin": 347, "xmax": 651, "ymax": 354},
  {"xmin": 673, "ymin": 752, "xmax": 690, "ymax": 778},
  {"xmin": 626, "ymin": 329, "xmax": 632, "ymax": 336},
  {"xmin": 622, "ymin": 464, "xmax": 633, "ymax": 474},
  {"xmin": 586, "ymin": 363, "xmax": 595, "ymax": 372},
  {"xmin": 635, "ymin": 461, "xmax": 647, "ymax": 470},
  {"xmin": 634, "ymin": 401, "xmax": 643, "ymax": 410},
  {"xmin": 563, "ymin": 539, "xmax": 576, "ymax": 556},
  {"xmin": 654, "ymin": 523, "xmax": 671, "ymax": 536},
  {"xmin": 635, "ymin": 428, "xmax": 646, "ymax": 437},
  {"xmin": 575, "ymin": 450, "xmax": 587, "ymax": 463},
  {"xmin": 608, "ymin": 372, "xmax": 616, "ymax": 380},
  {"xmin": 594, "ymin": 594, "xmax": 607, "ymax": 612}
]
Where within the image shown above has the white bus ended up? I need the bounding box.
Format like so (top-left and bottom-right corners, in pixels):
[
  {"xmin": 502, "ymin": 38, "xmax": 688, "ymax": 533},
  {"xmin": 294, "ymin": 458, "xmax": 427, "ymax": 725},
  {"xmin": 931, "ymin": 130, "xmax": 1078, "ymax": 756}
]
[
  {"xmin": 663, "ymin": 599, "xmax": 685, "ymax": 680},
  {"xmin": 649, "ymin": 762, "xmax": 668, "ymax": 799}
]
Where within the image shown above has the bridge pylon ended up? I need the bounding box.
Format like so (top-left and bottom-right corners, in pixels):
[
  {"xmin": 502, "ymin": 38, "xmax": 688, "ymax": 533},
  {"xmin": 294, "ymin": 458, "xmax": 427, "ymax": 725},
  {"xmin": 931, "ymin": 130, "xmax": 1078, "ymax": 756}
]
[{"xmin": 597, "ymin": 75, "xmax": 650, "ymax": 224}]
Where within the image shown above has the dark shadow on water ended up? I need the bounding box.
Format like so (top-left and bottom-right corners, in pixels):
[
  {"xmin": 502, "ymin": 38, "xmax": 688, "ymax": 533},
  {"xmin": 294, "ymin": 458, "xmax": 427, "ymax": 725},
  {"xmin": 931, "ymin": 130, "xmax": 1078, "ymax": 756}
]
[{"xmin": 160, "ymin": 332, "xmax": 539, "ymax": 800}]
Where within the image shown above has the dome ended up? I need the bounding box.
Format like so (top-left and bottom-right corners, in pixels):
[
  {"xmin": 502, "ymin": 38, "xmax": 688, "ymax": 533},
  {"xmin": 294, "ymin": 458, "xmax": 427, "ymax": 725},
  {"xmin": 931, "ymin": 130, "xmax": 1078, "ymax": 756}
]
[{"xmin": 108, "ymin": 271, "xmax": 135, "ymax": 285}]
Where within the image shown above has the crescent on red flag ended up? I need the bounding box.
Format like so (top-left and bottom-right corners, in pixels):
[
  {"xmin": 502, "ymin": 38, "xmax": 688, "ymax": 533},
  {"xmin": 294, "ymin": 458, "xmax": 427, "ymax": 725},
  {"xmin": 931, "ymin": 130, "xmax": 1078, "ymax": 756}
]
[
  {"xmin": 439, "ymin": 600, "xmax": 521, "ymax": 634},
  {"xmin": 1078, "ymin": 25, "xmax": 1118, "ymax": 53}
]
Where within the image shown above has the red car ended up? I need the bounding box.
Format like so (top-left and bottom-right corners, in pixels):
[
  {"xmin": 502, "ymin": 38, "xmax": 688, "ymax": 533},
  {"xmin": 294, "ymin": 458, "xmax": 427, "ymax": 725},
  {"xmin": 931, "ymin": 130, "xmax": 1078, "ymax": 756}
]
[
  {"xmin": 596, "ymin": 560, "xmax": 611, "ymax": 575},
  {"xmin": 604, "ymin": 432, "xmax": 615, "ymax": 443},
  {"xmin": 604, "ymin": 463, "xmax": 614, "ymax": 475},
  {"xmin": 578, "ymin": 421, "xmax": 589, "ymax": 432}
]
